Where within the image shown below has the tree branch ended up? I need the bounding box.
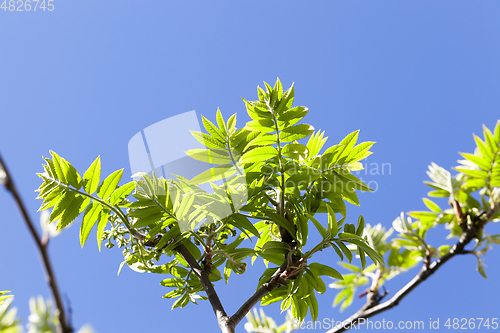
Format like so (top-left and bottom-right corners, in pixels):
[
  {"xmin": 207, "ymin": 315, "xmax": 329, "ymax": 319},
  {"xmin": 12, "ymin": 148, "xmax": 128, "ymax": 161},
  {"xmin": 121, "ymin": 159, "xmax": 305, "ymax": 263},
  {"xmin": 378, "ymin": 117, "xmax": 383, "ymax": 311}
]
[
  {"xmin": 174, "ymin": 243, "xmax": 232, "ymax": 333},
  {"xmin": 228, "ymin": 261, "xmax": 288, "ymax": 329},
  {"xmin": 175, "ymin": 236, "xmax": 288, "ymax": 333},
  {"xmin": 327, "ymin": 217, "xmax": 484, "ymax": 333},
  {"xmin": 0, "ymin": 153, "xmax": 73, "ymax": 333}
]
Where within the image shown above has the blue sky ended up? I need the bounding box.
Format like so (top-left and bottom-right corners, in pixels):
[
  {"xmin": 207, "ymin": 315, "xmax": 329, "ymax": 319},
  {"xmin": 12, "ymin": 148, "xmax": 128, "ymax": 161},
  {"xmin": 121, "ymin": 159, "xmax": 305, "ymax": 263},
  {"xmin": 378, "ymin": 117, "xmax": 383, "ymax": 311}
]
[{"xmin": 1, "ymin": 1, "xmax": 499, "ymax": 332}]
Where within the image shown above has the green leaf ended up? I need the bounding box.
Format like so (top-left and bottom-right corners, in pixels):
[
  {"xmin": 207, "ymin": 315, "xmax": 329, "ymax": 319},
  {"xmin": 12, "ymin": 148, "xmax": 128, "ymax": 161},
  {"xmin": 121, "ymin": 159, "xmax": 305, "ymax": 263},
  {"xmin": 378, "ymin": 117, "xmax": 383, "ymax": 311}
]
[
  {"xmin": 241, "ymin": 146, "xmax": 278, "ymax": 164},
  {"xmin": 243, "ymin": 134, "xmax": 277, "ymax": 151},
  {"xmin": 58, "ymin": 195, "xmax": 85, "ymax": 230},
  {"xmin": 279, "ymin": 124, "xmax": 314, "ymax": 143},
  {"xmin": 296, "ymin": 215, "xmax": 309, "ymax": 247},
  {"xmin": 245, "ymin": 119, "xmax": 276, "ymax": 132},
  {"xmin": 407, "ymin": 211, "xmax": 438, "ymax": 223},
  {"xmin": 132, "ymin": 210, "xmax": 165, "ymax": 228},
  {"xmin": 202, "ymin": 115, "xmax": 225, "ymax": 142},
  {"xmin": 278, "ymin": 106, "xmax": 308, "ymax": 126},
  {"xmin": 474, "ymin": 135, "xmax": 494, "ymax": 161},
  {"xmin": 282, "ymin": 143, "xmax": 308, "ymax": 160},
  {"xmin": 483, "ymin": 124, "xmax": 498, "ymax": 152},
  {"xmin": 358, "ymin": 248, "xmax": 366, "ymax": 270},
  {"xmin": 172, "ymin": 294, "xmax": 189, "ymax": 309},
  {"xmin": 338, "ymin": 262, "xmax": 362, "ymax": 273},
  {"xmin": 335, "ymin": 240, "xmax": 353, "ymax": 263},
  {"xmin": 216, "ymin": 108, "xmax": 227, "ymax": 137},
  {"xmin": 345, "ymin": 141, "xmax": 375, "ymax": 164},
  {"xmin": 326, "ymin": 205, "xmax": 338, "ymax": 237},
  {"xmin": 261, "ymin": 241, "xmax": 290, "ymax": 253},
  {"xmin": 422, "ymin": 198, "xmax": 442, "ymax": 213},
  {"xmin": 344, "ymin": 238, "xmax": 385, "ymax": 266},
  {"xmin": 229, "ymin": 213, "xmax": 260, "ymax": 238},
  {"xmin": 190, "ymin": 130, "xmax": 225, "ymax": 149},
  {"xmin": 109, "ymin": 181, "xmax": 135, "ymax": 205},
  {"xmin": 0, "ymin": 291, "xmax": 12, "ymax": 305},
  {"xmin": 477, "ymin": 262, "xmax": 487, "ymax": 279},
  {"xmin": 190, "ymin": 164, "xmax": 235, "ymax": 184},
  {"xmin": 304, "ymin": 292, "xmax": 319, "ymax": 321},
  {"xmin": 83, "ymin": 156, "xmax": 101, "ymax": 194},
  {"xmin": 156, "ymin": 226, "xmax": 182, "ymax": 250},
  {"xmin": 50, "ymin": 151, "xmax": 67, "ymax": 184},
  {"xmin": 37, "ymin": 183, "xmax": 65, "ymax": 211},
  {"xmin": 308, "ymin": 262, "xmax": 343, "ymax": 280},
  {"xmin": 60, "ymin": 157, "xmax": 82, "ymax": 189},
  {"xmin": 307, "ymin": 214, "xmax": 327, "ymax": 239},
  {"xmin": 176, "ymin": 192, "xmax": 195, "ymax": 220},
  {"xmin": 329, "ymin": 242, "xmax": 345, "ymax": 261},
  {"xmin": 160, "ymin": 278, "xmax": 185, "ymax": 288},
  {"xmin": 306, "ymin": 131, "xmax": 327, "ymax": 158},
  {"xmin": 80, "ymin": 202, "xmax": 102, "ymax": 247},
  {"xmin": 267, "ymin": 212, "xmax": 296, "ymax": 237},
  {"xmin": 336, "ymin": 130, "xmax": 359, "ymax": 163},
  {"xmin": 460, "ymin": 153, "xmax": 491, "ymax": 171},
  {"xmin": 356, "ymin": 215, "xmax": 365, "ymax": 237},
  {"xmin": 50, "ymin": 191, "xmax": 77, "ymax": 223},
  {"xmin": 244, "ymin": 99, "xmax": 272, "ymax": 120},
  {"xmin": 306, "ymin": 270, "xmax": 326, "ymax": 294},
  {"xmin": 493, "ymin": 120, "xmax": 500, "ymax": 143},
  {"xmin": 185, "ymin": 149, "xmax": 232, "ymax": 165},
  {"xmin": 455, "ymin": 167, "xmax": 489, "ymax": 179},
  {"xmin": 227, "ymin": 113, "xmax": 237, "ymax": 134},
  {"xmin": 97, "ymin": 209, "xmax": 110, "ymax": 251},
  {"xmin": 261, "ymin": 288, "xmax": 288, "ymax": 306},
  {"xmin": 327, "ymin": 169, "xmax": 372, "ymax": 192},
  {"xmin": 97, "ymin": 169, "xmax": 123, "ymax": 200}
]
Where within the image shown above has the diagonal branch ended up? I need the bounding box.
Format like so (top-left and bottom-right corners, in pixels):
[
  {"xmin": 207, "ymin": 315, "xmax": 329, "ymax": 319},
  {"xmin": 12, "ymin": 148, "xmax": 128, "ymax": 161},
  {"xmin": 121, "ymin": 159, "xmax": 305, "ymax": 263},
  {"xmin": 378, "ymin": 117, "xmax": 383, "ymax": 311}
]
[
  {"xmin": 175, "ymin": 236, "xmax": 288, "ymax": 333},
  {"xmin": 228, "ymin": 260, "xmax": 288, "ymax": 329},
  {"xmin": 0, "ymin": 153, "xmax": 73, "ymax": 333},
  {"xmin": 174, "ymin": 243, "xmax": 231, "ymax": 333},
  {"xmin": 327, "ymin": 215, "xmax": 486, "ymax": 333}
]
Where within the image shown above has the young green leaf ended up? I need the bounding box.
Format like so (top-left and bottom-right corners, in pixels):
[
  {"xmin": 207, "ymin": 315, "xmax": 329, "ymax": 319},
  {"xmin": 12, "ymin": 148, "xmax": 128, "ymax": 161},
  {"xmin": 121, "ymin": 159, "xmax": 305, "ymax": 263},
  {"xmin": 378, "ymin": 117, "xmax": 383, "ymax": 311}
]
[
  {"xmin": 83, "ymin": 156, "xmax": 101, "ymax": 195},
  {"xmin": 308, "ymin": 262, "xmax": 343, "ymax": 280},
  {"xmin": 109, "ymin": 181, "xmax": 135, "ymax": 205},
  {"xmin": 356, "ymin": 215, "xmax": 365, "ymax": 237},
  {"xmin": 50, "ymin": 151, "xmax": 67, "ymax": 184},
  {"xmin": 97, "ymin": 169, "xmax": 123, "ymax": 200},
  {"xmin": 327, "ymin": 205, "xmax": 338, "ymax": 237},
  {"xmin": 216, "ymin": 108, "xmax": 227, "ymax": 137},
  {"xmin": 58, "ymin": 195, "xmax": 86, "ymax": 230},
  {"xmin": 97, "ymin": 209, "xmax": 110, "ymax": 251},
  {"xmin": 422, "ymin": 198, "xmax": 442, "ymax": 213},
  {"xmin": 80, "ymin": 202, "xmax": 102, "ymax": 247},
  {"xmin": 229, "ymin": 213, "xmax": 260, "ymax": 238},
  {"xmin": 202, "ymin": 115, "xmax": 226, "ymax": 142},
  {"xmin": 279, "ymin": 124, "xmax": 314, "ymax": 143},
  {"xmin": 240, "ymin": 146, "xmax": 278, "ymax": 164}
]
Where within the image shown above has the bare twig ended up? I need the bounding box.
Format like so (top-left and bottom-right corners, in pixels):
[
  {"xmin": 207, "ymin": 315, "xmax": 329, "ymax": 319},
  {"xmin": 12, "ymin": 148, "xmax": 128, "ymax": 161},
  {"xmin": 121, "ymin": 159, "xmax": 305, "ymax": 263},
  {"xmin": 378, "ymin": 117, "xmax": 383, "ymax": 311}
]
[
  {"xmin": 229, "ymin": 260, "xmax": 288, "ymax": 328},
  {"xmin": 327, "ymin": 215, "xmax": 485, "ymax": 333},
  {"xmin": 0, "ymin": 153, "xmax": 73, "ymax": 333}
]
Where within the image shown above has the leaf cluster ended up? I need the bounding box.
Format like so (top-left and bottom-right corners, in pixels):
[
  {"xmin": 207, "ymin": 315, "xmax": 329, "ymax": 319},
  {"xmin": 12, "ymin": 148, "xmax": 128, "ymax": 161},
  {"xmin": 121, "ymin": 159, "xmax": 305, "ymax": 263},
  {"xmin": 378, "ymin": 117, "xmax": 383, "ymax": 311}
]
[
  {"xmin": 35, "ymin": 79, "xmax": 383, "ymax": 323},
  {"xmin": 330, "ymin": 121, "xmax": 500, "ymax": 311}
]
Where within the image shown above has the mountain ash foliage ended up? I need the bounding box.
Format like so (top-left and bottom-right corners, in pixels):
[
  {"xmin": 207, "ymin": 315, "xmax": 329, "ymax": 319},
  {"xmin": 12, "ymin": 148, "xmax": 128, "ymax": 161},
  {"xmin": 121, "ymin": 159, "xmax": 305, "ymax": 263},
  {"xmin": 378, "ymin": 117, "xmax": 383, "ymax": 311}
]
[
  {"xmin": 35, "ymin": 79, "xmax": 384, "ymax": 325},
  {"xmin": 329, "ymin": 121, "xmax": 500, "ymax": 311}
]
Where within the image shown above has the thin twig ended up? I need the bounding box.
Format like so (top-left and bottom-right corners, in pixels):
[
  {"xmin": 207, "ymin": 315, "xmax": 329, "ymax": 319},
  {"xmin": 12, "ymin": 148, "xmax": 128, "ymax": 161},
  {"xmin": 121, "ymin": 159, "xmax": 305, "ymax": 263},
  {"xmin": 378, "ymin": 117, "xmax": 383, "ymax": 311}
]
[
  {"xmin": 0, "ymin": 153, "xmax": 73, "ymax": 333},
  {"xmin": 327, "ymin": 216, "xmax": 484, "ymax": 333},
  {"xmin": 229, "ymin": 260, "xmax": 288, "ymax": 328}
]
